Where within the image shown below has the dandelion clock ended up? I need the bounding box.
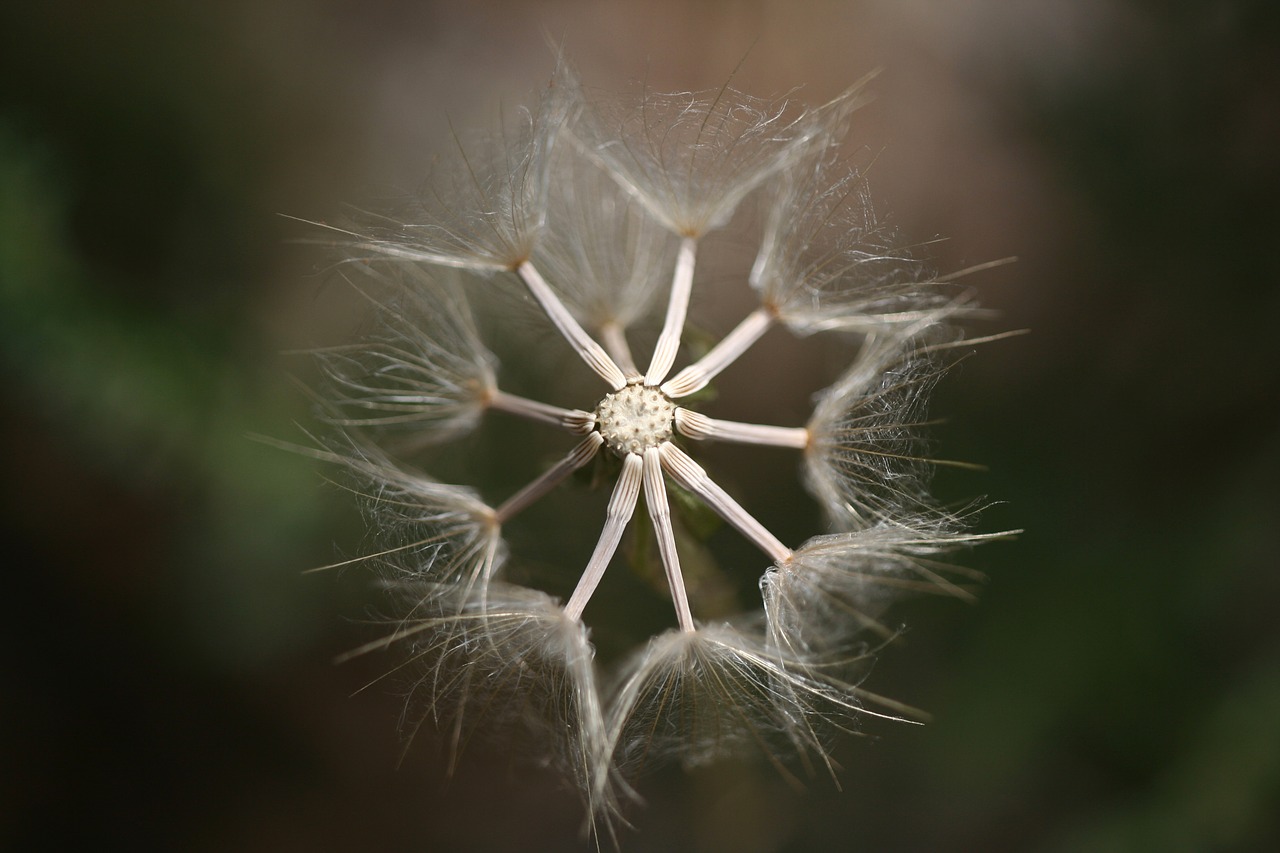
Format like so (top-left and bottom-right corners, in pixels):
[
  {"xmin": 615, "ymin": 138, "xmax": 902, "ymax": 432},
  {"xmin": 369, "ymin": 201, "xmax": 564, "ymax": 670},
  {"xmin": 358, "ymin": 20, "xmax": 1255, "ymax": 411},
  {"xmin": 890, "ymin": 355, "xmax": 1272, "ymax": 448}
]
[{"xmin": 296, "ymin": 58, "xmax": 1012, "ymax": 842}]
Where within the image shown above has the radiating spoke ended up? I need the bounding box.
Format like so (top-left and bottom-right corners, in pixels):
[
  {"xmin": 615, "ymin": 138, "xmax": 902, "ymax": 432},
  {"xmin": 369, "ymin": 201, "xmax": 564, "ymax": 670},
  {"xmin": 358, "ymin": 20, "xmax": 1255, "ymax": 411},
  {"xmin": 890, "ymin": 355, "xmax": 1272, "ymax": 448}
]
[
  {"xmin": 643, "ymin": 448, "xmax": 695, "ymax": 632},
  {"xmin": 599, "ymin": 320, "xmax": 642, "ymax": 381},
  {"xmin": 645, "ymin": 237, "xmax": 698, "ymax": 385},
  {"xmin": 663, "ymin": 306, "xmax": 774, "ymax": 398},
  {"xmin": 563, "ymin": 452, "xmax": 644, "ymax": 621},
  {"xmin": 494, "ymin": 433, "xmax": 604, "ymax": 524},
  {"xmin": 488, "ymin": 389, "xmax": 595, "ymax": 434},
  {"xmin": 516, "ymin": 260, "xmax": 627, "ymax": 390},
  {"xmin": 658, "ymin": 442, "xmax": 792, "ymax": 564},
  {"xmin": 674, "ymin": 409, "xmax": 809, "ymax": 448}
]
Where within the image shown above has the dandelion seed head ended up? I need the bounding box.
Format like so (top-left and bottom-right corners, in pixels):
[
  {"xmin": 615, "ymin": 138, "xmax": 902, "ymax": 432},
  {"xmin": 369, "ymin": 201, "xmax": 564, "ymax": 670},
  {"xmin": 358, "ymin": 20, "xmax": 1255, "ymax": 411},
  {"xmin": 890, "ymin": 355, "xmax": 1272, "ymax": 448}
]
[{"xmin": 302, "ymin": 56, "xmax": 1010, "ymax": 841}]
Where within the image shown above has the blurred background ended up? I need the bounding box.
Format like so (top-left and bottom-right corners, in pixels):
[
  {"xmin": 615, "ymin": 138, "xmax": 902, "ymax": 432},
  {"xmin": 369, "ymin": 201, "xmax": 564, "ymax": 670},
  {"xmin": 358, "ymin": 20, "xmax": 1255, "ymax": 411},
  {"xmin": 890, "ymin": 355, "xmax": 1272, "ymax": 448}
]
[{"xmin": 2, "ymin": 2, "xmax": 1278, "ymax": 851}]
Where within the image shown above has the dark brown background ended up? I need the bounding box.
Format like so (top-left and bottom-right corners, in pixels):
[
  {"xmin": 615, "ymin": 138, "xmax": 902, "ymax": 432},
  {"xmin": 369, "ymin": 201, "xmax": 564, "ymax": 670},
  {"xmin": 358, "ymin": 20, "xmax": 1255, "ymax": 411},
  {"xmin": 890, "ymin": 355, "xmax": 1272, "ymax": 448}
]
[{"xmin": 2, "ymin": 2, "xmax": 1278, "ymax": 851}]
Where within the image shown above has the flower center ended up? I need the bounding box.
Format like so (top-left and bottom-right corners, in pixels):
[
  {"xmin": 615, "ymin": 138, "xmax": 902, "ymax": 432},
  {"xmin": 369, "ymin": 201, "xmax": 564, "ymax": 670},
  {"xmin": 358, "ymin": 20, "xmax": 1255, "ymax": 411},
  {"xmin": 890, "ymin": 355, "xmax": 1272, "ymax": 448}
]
[{"xmin": 595, "ymin": 383, "xmax": 675, "ymax": 456}]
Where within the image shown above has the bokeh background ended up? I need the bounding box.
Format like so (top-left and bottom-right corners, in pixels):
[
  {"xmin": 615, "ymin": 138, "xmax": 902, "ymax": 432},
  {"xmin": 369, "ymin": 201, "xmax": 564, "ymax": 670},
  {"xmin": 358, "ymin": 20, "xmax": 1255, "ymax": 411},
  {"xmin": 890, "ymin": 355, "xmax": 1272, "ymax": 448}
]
[{"xmin": 3, "ymin": 2, "xmax": 1278, "ymax": 851}]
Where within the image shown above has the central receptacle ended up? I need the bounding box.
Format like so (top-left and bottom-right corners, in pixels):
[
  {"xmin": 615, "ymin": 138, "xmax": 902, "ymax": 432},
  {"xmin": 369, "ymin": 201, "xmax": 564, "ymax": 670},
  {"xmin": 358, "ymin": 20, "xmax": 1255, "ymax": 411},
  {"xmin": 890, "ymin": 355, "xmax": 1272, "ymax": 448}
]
[{"xmin": 594, "ymin": 384, "xmax": 676, "ymax": 456}]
